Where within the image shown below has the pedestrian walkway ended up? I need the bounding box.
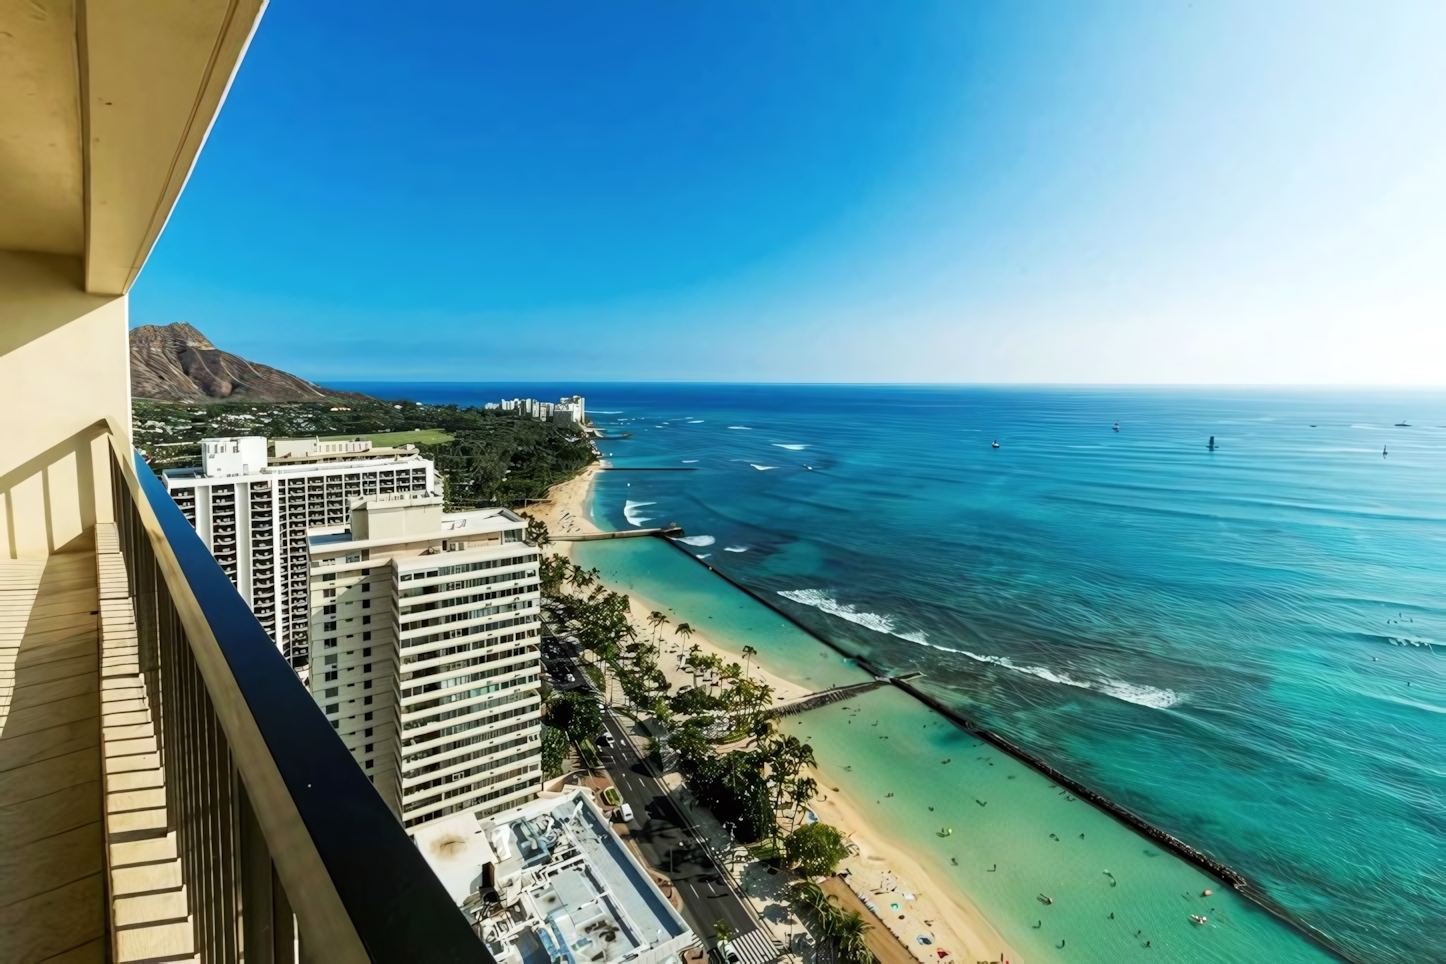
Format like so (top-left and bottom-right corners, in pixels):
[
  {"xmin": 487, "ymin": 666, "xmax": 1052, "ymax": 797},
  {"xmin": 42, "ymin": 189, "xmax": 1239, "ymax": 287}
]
[{"xmin": 730, "ymin": 927, "xmax": 781, "ymax": 964}]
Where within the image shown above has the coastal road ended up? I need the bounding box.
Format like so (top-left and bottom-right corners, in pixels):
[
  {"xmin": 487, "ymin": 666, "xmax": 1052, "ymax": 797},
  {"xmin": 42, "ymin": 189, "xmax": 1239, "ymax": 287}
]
[
  {"xmin": 546, "ymin": 634, "xmax": 764, "ymax": 952},
  {"xmin": 596, "ymin": 704, "xmax": 761, "ymax": 948}
]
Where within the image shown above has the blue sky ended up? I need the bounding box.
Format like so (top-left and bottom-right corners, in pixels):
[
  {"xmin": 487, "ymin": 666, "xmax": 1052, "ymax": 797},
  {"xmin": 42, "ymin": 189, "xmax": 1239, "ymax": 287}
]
[{"xmin": 134, "ymin": 1, "xmax": 1446, "ymax": 384}]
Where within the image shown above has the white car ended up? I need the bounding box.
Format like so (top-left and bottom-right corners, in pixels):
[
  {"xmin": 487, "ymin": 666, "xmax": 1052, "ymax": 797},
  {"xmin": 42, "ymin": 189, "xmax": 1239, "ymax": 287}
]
[{"xmin": 617, "ymin": 803, "xmax": 634, "ymax": 823}]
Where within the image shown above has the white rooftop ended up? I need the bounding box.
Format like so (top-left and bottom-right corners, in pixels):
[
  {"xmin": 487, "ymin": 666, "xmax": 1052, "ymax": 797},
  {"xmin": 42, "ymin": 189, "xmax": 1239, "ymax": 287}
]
[{"xmin": 416, "ymin": 791, "xmax": 695, "ymax": 964}]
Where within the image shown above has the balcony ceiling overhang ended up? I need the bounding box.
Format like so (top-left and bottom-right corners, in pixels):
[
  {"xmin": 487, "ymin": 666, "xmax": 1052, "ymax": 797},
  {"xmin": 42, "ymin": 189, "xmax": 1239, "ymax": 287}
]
[{"xmin": 0, "ymin": 0, "xmax": 265, "ymax": 296}]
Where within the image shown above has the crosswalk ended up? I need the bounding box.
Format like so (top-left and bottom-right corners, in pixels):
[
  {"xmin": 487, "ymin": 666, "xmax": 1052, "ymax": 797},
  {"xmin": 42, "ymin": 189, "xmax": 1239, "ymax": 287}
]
[{"xmin": 728, "ymin": 928, "xmax": 780, "ymax": 964}]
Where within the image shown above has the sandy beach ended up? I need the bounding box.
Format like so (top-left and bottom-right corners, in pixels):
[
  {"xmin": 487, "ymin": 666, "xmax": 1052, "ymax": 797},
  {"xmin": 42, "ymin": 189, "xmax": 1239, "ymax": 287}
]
[{"xmin": 529, "ymin": 464, "xmax": 1023, "ymax": 964}]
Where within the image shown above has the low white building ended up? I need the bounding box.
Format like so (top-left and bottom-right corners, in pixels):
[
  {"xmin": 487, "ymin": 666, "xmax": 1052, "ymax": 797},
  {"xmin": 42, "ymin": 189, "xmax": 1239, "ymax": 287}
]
[{"xmin": 416, "ymin": 790, "xmax": 696, "ymax": 964}]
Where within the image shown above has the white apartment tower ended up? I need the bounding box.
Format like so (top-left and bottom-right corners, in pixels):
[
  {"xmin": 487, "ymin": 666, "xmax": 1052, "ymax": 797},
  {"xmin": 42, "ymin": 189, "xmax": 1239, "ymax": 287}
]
[
  {"xmin": 162, "ymin": 436, "xmax": 435, "ymax": 668},
  {"xmin": 306, "ymin": 493, "xmax": 543, "ymax": 829}
]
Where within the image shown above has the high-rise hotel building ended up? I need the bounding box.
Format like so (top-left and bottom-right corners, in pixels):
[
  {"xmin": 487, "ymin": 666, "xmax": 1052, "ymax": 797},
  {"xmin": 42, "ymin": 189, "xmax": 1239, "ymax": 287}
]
[
  {"xmin": 305, "ymin": 492, "xmax": 543, "ymax": 829},
  {"xmin": 162, "ymin": 436, "xmax": 435, "ymax": 668}
]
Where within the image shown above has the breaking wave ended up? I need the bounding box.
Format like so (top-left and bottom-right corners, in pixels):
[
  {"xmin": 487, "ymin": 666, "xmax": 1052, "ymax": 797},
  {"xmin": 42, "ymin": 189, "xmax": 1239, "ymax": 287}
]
[
  {"xmin": 673, "ymin": 535, "xmax": 715, "ymax": 547},
  {"xmin": 777, "ymin": 589, "xmax": 1182, "ymax": 710},
  {"xmin": 750, "ymin": 464, "xmax": 777, "ymax": 471},
  {"xmin": 623, "ymin": 501, "xmax": 656, "ymax": 526},
  {"xmin": 729, "ymin": 426, "xmax": 752, "ymax": 430},
  {"xmin": 773, "ymin": 443, "xmax": 808, "ymax": 450},
  {"xmin": 724, "ymin": 546, "xmax": 749, "ymax": 552},
  {"xmin": 682, "ymin": 460, "xmax": 699, "ymax": 463}
]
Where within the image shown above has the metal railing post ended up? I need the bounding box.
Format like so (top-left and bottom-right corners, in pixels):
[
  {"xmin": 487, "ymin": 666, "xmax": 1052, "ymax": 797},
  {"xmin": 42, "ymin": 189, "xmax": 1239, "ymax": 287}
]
[{"xmin": 104, "ymin": 438, "xmax": 491, "ymax": 963}]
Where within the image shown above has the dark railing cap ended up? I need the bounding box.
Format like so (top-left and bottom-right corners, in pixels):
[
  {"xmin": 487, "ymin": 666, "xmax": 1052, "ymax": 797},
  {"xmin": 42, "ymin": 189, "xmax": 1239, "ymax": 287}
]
[{"xmin": 133, "ymin": 452, "xmax": 491, "ymax": 963}]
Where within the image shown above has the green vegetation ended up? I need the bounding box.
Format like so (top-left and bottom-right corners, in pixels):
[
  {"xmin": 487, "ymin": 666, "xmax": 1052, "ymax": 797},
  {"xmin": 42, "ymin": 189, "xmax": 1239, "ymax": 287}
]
[
  {"xmin": 537, "ymin": 540, "xmax": 838, "ymax": 865},
  {"xmin": 790, "ymin": 881, "xmax": 876, "ymax": 964},
  {"xmin": 319, "ymin": 428, "xmax": 455, "ymax": 446},
  {"xmin": 540, "ymin": 724, "xmax": 569, "ymax": 779},
  {"xmin": 784, "ymin": 822, "xmax": 851, "ymax": 877},
  {"xmin": 133, "ymin": 396, "xmax": 594, "ymax": 506},
  {"xmin": 546, "ymin": 690, "xmax": 604, "ymax": 743}
]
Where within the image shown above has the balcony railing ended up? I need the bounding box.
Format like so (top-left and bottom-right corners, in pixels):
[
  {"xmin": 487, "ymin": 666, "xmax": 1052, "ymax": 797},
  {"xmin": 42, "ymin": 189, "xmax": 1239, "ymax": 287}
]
[{"xmin": 110, "ymin": 440, "xmax": 489, "ymax": 963}]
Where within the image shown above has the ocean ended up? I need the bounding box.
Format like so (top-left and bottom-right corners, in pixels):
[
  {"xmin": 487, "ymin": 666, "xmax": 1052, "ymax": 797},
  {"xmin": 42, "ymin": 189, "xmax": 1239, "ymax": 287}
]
[{"xmin": 337, "ymin": 383, "xmax": 1446, "ymax": 963}]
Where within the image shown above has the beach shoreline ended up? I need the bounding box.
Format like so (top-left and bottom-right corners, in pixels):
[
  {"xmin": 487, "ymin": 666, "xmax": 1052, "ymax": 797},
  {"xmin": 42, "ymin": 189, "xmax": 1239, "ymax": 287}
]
[{"xmin": 530, "ymin": 462, "xmax": 1024, "ymax": 964}]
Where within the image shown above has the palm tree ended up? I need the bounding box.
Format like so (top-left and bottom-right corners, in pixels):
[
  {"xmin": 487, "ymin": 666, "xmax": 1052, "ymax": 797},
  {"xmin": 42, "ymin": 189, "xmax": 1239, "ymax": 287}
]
[
  {"xmin": 568, "ymin": 564, "xmax": 594, "ymax": 590},
  {"xmin": 647, "ymin": 611, "xmax": 669, "ymax": 644},
  {"xmin": 741, "ymin": 644, "xmax": 757, "ymax": 678},
  {"xmin": 674, "ymin": 622, "xmax": 694, "ymax": 649},
  {"xmin": 832, "ymin": 910, "xmax": 874, "ymax": 964},
  {"xmin": 789, "ymin": 776, "xmax": 819, "ymax": 826},
  {"xmin": 790, "ymin": 880, "xmax": 834, "ymax": 921}
]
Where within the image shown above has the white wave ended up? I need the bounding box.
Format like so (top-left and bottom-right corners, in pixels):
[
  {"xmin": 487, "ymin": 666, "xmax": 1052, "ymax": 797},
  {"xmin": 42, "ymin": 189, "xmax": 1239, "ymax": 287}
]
[
  {"xmin": 673, "ymin": 535, "xmax": 715, "ymax": 547},
  {"xmin": 682, "ymin": 460, "xmax": 699, "ymax": 463},
  {"xmin": 623, "ymin": 501, "xmax": 656, "ymax": 526},
  {"xmin": 772, "ymin": 443, "xmax": 808, "ymax": 451},
  {"xmin": 729, "ymin": 426, "xmax": 752, "ymax": 430},
  {"xmin": 696, "ymin": 553, "xmax": 712, "ymax": 560},
  {"xmin": 724, "ymin": 546, "xmax": 749, "ymax": 553},
  {"xmin": 687, "ymin": 419, "xmax": 705, "ymax": 423},
  {"xmin": 750, "ymin": 464, "xmax": 777, "ymax": 471},
  {"xmin": 778, "ymin": 589, "xmax": 1182, "ymax": 709},
  {"xmin": 779, "ymin": 589, "xmax": 897, "ymax": 635},
  {"xmin": 592, "ymin": 410, "xmax": 623, "ymax": 414}
]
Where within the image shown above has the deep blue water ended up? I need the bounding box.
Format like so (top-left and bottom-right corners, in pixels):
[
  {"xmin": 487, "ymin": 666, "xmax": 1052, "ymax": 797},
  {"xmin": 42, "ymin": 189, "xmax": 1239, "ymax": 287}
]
[{"xmin": 339, "ymin": 383, "xmax": 1446, "ymax": 962}]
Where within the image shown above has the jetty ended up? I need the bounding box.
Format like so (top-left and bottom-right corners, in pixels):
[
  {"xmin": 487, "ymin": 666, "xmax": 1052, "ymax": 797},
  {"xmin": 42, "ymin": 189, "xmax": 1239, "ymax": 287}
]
[
  {"xmin": 551, "ymin": 526, "xmax": 684, "ymax": 542},
  {"xmin": 597, "ymin": 466, "xmax": 698, "ymax": 472},
  {"xmin": 766, "ymin": 679, "xmax": 890, "ymax": 718}
]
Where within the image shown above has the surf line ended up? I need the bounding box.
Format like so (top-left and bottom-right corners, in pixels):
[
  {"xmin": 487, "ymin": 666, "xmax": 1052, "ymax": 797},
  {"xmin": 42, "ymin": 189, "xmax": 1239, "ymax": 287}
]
[{"xmin": 651, "ymin": 534, "xmax": 1356, "ymax": 964}]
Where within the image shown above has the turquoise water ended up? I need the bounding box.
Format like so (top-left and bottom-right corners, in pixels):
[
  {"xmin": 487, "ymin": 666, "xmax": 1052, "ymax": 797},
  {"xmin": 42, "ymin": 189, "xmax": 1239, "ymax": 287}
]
[
  {"xmin": 575, "ymin": 537, "xmax": 1338, "ymax": 964},
  {"xmin": 341, "ymin": 384, "xmax": 1446, "ymax": 962}
]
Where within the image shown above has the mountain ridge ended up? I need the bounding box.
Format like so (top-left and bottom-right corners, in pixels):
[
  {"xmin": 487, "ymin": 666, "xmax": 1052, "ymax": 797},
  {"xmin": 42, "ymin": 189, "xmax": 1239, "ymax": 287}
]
[{"xmin": 130, "ymin": 323, "xmax": 369, "ymax": 402}]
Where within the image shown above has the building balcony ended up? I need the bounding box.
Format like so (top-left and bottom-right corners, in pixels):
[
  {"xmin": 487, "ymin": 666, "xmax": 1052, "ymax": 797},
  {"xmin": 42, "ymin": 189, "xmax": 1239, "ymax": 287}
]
[
  {"xmin": 0, "ymin": 438, "xmax": 491, "ymax": 964},
  {"xmin": 3, "ymin": 9, "xmax": 493, "ymax": 960}
]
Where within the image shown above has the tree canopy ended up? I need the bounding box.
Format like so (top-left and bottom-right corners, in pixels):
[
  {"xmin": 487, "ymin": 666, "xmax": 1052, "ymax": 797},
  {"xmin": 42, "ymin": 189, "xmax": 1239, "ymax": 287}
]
[{"xmin": 784, "ymin": 822, "xmax": 851, "ymax": 877}]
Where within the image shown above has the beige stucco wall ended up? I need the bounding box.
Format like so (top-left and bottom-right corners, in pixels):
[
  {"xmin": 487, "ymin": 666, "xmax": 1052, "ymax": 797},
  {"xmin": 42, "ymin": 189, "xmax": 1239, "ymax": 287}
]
[{"xmin": 0, "ymin": 250, "xmax": 129, "ymax": 558}]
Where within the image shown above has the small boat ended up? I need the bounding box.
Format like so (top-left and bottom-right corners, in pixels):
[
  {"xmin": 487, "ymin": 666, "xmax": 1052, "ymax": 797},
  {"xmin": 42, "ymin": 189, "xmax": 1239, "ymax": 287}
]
[
  {"xmin": 1037, "ymin": 894, "xmax": 1054, "ymax": 905},
  {"xmin": 1396, "ymin": 420, "xmax": 1410, "ymax": 427},
  {"xmin": 1190, "ymin": 915, "xmax": 1208, "ymax": 926},
  {"xmin": 937, "ymin": 828, "xmax": 953, "ymax": 837},
  {"xmin": 991, "ymin": 440, "xmax": 1000, "ymax": 449}
]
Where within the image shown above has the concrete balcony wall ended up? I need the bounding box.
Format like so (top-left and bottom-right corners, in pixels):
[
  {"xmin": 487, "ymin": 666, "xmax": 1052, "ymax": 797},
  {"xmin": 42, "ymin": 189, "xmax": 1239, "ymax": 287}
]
[{"xmin": 0, "ymin": 251, "xmax": 126, "ymax": 560}]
